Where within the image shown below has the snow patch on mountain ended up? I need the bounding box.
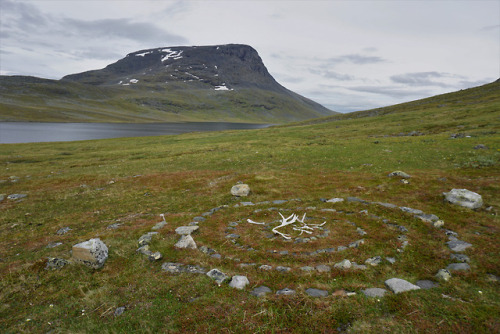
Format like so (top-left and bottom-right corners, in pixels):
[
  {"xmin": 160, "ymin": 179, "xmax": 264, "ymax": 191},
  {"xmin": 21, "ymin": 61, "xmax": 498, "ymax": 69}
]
[{"xmin": 161, "ymin": 49, "xmax": 183, "ymax": 62}]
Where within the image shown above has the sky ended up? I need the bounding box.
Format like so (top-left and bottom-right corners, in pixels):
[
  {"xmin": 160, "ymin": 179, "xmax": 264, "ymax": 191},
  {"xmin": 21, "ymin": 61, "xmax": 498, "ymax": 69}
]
[{"xmin": 1, "ymin": 0, "xmax": 499, "ymax": 113}]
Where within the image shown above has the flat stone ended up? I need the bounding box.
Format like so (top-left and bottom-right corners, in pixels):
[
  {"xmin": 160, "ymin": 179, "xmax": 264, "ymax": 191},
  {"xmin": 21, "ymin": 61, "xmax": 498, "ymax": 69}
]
[
  {"xmin": 384, "ymin": 278, "xmax": 420, "ymax": 294},
  {"xmin": 225, "ymin": 233, "xmax": 240, "ymax": 239},
  {"xmin": 107, "ymin": 223, "xmax": 122, "ymax": 229},
  {"xmin": 352, "ymin": 263, "xmax": 367, "ymax": 270},
  {"xmin": 7, "ymin": 194, "xmax": 27, "ymax": 200},
  {"xmin": 45, "ymin": 257, "xmax": 68, "ymax": 270},
  {"xmin": 447, "ymin": 263, "xmax": 470, "ymax": 271},
  {"xmin": 228, "ymin": 222, "xmax": 239, "ymax": 227},
  {"xmin": 450, "ymin": 254, "xmax": 470, "ymax": 263},
  {"xmin": 136, "ymin": 245, "xmax": 152, "ymax": 256},
  {"xmin": 388, "ymin": 171, "xmax": 411, "ymax": 178},
  {"xmin": 152, "ymin": 221, "xmax": 167, "ymax": 230},
  {"xmin": 276, "ymin": 288, "xmax": 296, "ymax": 296},
  {"xmin": 415, "ymin": 280, "xmax": 439, "ymax": 289},
  {"xmin": 231, "ymin": 184, "xmax": 250, "ymax": 197},
  {"xmin": 210, "ymin": 253, "xmax": 222, "ymax": 259},
  {"xmin": 447, "ymin": 239, "xmax": 472, "ymax": 252},
  {"xmin": 349, "ymin": 239, "xmax": 365, "ymax": 248},
  {"xmin": 386, "ymin": 257, "xmax": 396, "ymax": 264},
  {"xmin": 138, "ymin": 232, "xmax": 158, "ymax": 247},
  {"xmin": 365, "ymin": 256, "xmax": 382, "ymax": 266},
  {"xmin": 315, "ymin": 264, "xmax": 331, "ymax": 272},
  {"xmin": 415, "ymin": 213, "xmax": 440, "ymax": 223},
  {"xmin": 183, "ymin": 265, "xmax": 207, "ymax": 274},
  {"xmin": 161, "ymin": 262, "xmax": 184, "ymax": 273},
  {"xmin": 443, "ymin": 188, "xmax": 483, "ymax": 209},
  {"xmin": 334, "ymin": 259, "xmax": 351, "ymax": 269},
  {"xmin": 326, "ymin": 198, "xmax": 344, "ymax": 203},
  {"xmin": 206, "ymin": 268, "xmax": 229, "ymax": 285},
  {"xmin": 72, "ymin": 238, "xmax": 108, "ymax": 269},
  {"xmin": 259, "ymin": 264, "xmax": 273, "ymax": 271},
  {"xmin": 56, "ymin": 227, "xmax": 71, "ymax": 235},
  {"xmin": 251, "ymin": 286, "xmax": 272, "ymax": 297},
  {"xmin": 240, "ymin": 202, "xmax": 254, "ymax": 206},
  {"xmin": 46, "ymin": 242, "xmax": 63, "ymax": 248},
  {"xmin": 276, "ymin": 266, "xmax": 291, "ymax": 272},
  {"xmin": 347, "ymin": 197, "xmax": 368, "ymax": 204},
  {"xmin": 174, "ymin": 235, "xmax": 197, "ymax": 249},
  {"xmin": 337, "ymin": 246, "xmax": 348, "ymax": 251},
  {"xmin": 362, "ymin": 288, "xmax": 387, "ymax": 297},
  {"xmin": 435, "ymin": 269, "xmax": 452, "ymax": 281},
  {"xmin": 300, "ymin": 266, "xmax": 314, "ymax": 272},
  {"xmin": 272, "ymin": 200, "xmax": 288, "ymax": 204},
  {"xmin": 193, "ymin": 216, "xmax": 206, "ymax": 222},
  {"xmin": 114, "ymin": 307, "xmax": 125, "ymax": 317},
  {"xmin": 229, "ymin": 275, "xmax": 250, "ymax": 290},
  {"xmin": 400, "ymin": 207, "xmax": 424, "ymax": 215},
  {"xmin": 175, "ymin": 226, "xmax": 199, "ymax": 235},
  {"xmin": 305, "ymin": 288, "xmax": 328, "ymax": 297},
  {"xmin": 375, "ymin": 202, "xmax": 398, "ymax": 209}
]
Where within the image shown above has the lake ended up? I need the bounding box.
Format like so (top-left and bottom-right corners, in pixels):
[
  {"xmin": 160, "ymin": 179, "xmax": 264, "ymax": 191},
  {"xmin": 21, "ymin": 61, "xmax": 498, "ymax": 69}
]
[{"xmin": 0, "ymin": 122, "xmax": 271, "ymax": 144}]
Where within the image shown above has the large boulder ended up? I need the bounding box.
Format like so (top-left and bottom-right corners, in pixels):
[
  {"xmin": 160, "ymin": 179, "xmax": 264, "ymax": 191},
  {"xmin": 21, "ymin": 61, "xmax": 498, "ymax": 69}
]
[
  {"xmin": 231, "ymin": 184, "xmax": 250, "ymax": 197},
  {"xmin": 72, "ymin": 238, "xmax": 108, "ymax": 269},
  {"xmin": 443, "ymin": 189, "xmax": 483, "ymax": 209}
]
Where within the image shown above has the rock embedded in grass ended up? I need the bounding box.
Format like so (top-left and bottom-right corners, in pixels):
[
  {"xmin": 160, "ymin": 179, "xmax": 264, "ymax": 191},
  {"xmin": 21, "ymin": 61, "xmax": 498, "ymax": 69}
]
[
  {"xmin": 435, "ymin": 269, "xmax": 452, "ymax": 281},
  {"xmin": 384, "ymin": 278, "xmax": 420, "ymax": 294},
  {"xmin": 276, "ymin": 288, "xmax": 295, "ymax": 296},
  {"xmin": 72, "ymin": 238, "xmax": 108, "ymax": 269},
  {"xmin": 388, "ymin": 171, "xmax": 411, "ymax": 178},
  {"xmin": 443, "ymin": 189, "xmax": 483, "ymax": 209},
  {"xmin": 138, "ymin": 232, "xmax": 158, "ymax": 247},
  {"xmin": 446, "ymin": 263, "xmax": 471, "ymax": 271},
  {"xmin": 231, "ymin": 184, "xmax": 250, "ymax": 197},
  {"xmin": 229, "ymin": 275, "xmax": 250, "ymax": 290},
  {"xmin": 450, "ymin": 254, "xmax": 470, "ymax": 263},
  {"xmin": 446, "ymin": 239, "xmax": 472, "ymax": 252},
  {"xmin": 56, "ymin": 227, "xmax": 71, "ymax": 235},
  {"xmin": 7, "ymin": 193, "xmax": 27, "ymax": 200},
  {"xmin": 305, "ymin": 288, "xmax": 328, "ymax": 297},
  {"xmin": 362, "ymin": 288, "xmax": 387, "ymax": 297},
  {"xmin": 45, "ymin": 257, "xmax": 68, "ymax": 270},
  {"xmin": 206, "ymin": 268, "xmax": 229, "ymax": 285},
  {"xmin": 415, "ymin": 280, "xmax": 439, "ymax": 289},
  {"xmin": 334, "ymin": 259, "xmax": 351, "ymax": 269},
  {"xmin": 251, "ymin": 286, "xmax": 272, "ymax": 297}
]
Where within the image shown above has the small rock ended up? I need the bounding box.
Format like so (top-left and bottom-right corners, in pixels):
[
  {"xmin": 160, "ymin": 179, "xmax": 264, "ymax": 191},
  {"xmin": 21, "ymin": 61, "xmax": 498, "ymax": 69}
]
[
  {"xmin": 276, "ymin": 288, "xmax": 296, "ymax": 296},
  {"xmin": 316, "ymin": 264, "xmax": 331, "ymax": 272},
  {"xmin": 210, "ymin": 253, "xmax": 222, "ymax": 259},
  {"xmin": 400, "ymin": 179, "xmax": 410, "ymax": 184},
  {"xmin": 446, "ymin": 239, "xmax": 472, "ymax": 252},
  {"xmin": 225, "ymin": 233, "xmax": 240, "ymax": 239},
  {"xmin": 357, "ymin": 228, "xmax": 367, "ymax": 236},
  {"xmin": 443, "ymin": 189, "xmax": 483, "ymax": 209},
  {"xmin": 384, "ymin": 278, "xmax": 420, "ymax": 294},
  {"xmin": 415, "ymin": 280, "xmax": 439, "ymax": 289},
  {"xmin": 0, "ymin": 194, "xmax": 5, "ymax": 202},
  {"xmin": 231, "ymin": 184, "xmax": 250, "ymax": 197},
  {"xmin": 45, "ymin": 257, "xmax": 68, "ymax": 270},
  {"xmin": 386, "ymin": 257, "xmax": 396, "ymax": 264},
  {"xmin": 241, "ymin": 202, "xmax": 254, "ymax": 206},
  {"xmin": 473, "ymin": 144, "xmax": 488, "ymax": 150},
  {"xmin": 229, "ymin": 275, "xmax": 250, "ymax": 290},
  {"xmin": 435, "ymin": 269, "xmax": 452, "ymax": 281},
  {"xmin": 148, "ymin": 252, "xmax": 162, "ymax": 261},
  {"xmin": 114, "ymin": 307, "xmax": 125, "ymax": 317},
  {"xmin": 174, "ymin": 235, "xmax": 197, "ymax": 249},
  {"xmin": 228, "ymin": 222, "xmax": 239, "ymax": 227},
  {"xmin": 450, "ymin": 254, "xmax": 470, "ymax": 263},
  {"xmin": 276, "ymin": 266, "xmax": 291, "ymax": 272},
  {"xmin": 152, "ymin": 221, "xmax": 167, "ymax": 230},
  {"xmin": 251, "ymin": 286, "xmax": 272, "ymax": 297},
  {"xmin": 362, "ymin": 288, "xmax": 387, "ymax": 297},
  {"xmin": 334, "ymin": 259, "xmax": 351, "ymax": 269},
  {"xmin": 415, "ymin": 213, "xmax": 440, "ymax": 223},
  {"xmin": 349, "ymin": 239, "xmax": 365, "ymax": 248},
  {"xmin": 351, "ymin": 263, "xmax": 367, "ymax": 270},
  {"xmin": 486, "ymin": 274, "xmax": 500, "ymax": 283},
  {"xmin": 300, "ymin": 266, "xmax": 314, "ymax": 272},
  {"xmin": 72, "ymin": 238, "xmax": 108, "ymax": 269},
  {"xmin": 337, "ymin": 246, "xmax": 348, "ymax": 251},
  {"xmin": 272, "ymin": 200, "xmax": 287, "ymax": 204},
  {"xmin": 56, "ymin": 227, "xmax": 71, "ymax": 235},
  {"xmin": 107, "ymin": 223, "xmax": 122, "ymax": 230},
  {"xmin": 193, "ymin": 216, "xmax": 206, "ymax": 222},
  {"xmin": 46, "ymin": 242, "xmax": 63, "ymax": 249},
  {"xmin": 365, "ymin": 256, "xmax": 382, "ymax": 266},
  {"xmin": 432, "ymin": 220, "xmax": 445, "ymax": 228},
  {"xmin": 375, "ymin": 202, "xmax": 398, "ymax": 209},
  {"xmin": 305, "ymin": 288, "xmax": 328, "ymax": 297},
  {"xmin": 206, "ymin": 268, "xmax": 229, "ymax": 285},
  {"xmin": 388, "ymin": 171, "xmax": 411, "ymax": 178},
  {"xmin": 7, "ymin": 193, "xmax": 27, "ymax": 200},
  {"xmin": 138, "ymin": 232, "xmax": 158, "ymax": 247},
  {"xmin": 446, "ymin": 263, "xmax": 470, "ymax": 271},
  {"xmin": 136, "ymin": 245, "xmax": 152, "ymax": 256},
  {"xmin": 175, "ymin": 226, "xmax": 199, "ymax": 235},
  {"xmin": 400, "ymin": 207, "xmax": 424, "ymax": 215},
  {"xmin": 326, "ymin": 198, "xmax": 344, "ymax": 203},
  {"xmin": 162, "ymin": 262, "xmax": 184, "ymax": 273},
  {"xmin": 259, "ymin": 264, "xmax": 273, "ymax": 270}
]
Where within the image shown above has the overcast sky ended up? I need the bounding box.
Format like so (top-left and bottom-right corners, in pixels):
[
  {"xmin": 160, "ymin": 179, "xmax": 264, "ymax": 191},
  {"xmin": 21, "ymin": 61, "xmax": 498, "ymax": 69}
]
[{"xmin": 1, "ymin": 0, "xmax": 499, "ymax": 112}]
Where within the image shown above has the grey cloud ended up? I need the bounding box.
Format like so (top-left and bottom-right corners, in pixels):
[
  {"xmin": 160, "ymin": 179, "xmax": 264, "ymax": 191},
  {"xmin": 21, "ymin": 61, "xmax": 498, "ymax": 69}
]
[
  {"xmin": 347, "ymin": 85, "xmax": 431, "ymax": 98},
  {"xmin": 479, "ymin": 24, "xmax": 500, "ymax": 32},
  {"xmin": 62, "ymin": 18, "xmax": 188, "ymax": 44},
  {"xmin": 326, "ymin": 54, "xmax": 387, "ymax": 65},
  {"xmin": 310, "ymin": 69, "xmax": 356, "ymax": 81},
  {"xmin": 390, "ymin": 72, "xmax": 460, "ymax": 87}
]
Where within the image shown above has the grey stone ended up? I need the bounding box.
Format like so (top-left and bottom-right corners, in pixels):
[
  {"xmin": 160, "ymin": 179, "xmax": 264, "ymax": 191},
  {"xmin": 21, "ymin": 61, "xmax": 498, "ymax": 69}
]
[
  {"xmin": 415, "ymin": 280, "xmax": 439, "ymax": 289},
  {"xmin": 444, "ymin": 189, "xmax": 483, "ymax": 209},
  {"xmin": 486, "ymin": 274, "xmax": 500, "ymax": 283},
  {"xmin": 210, "ymin": 253, "xmax": 222, "ymax": 259},
  {"xmin": 300, "ymin": 266, "xmax": 315, "ymax": 272},
  {"xmin": 375, "ymin": 202, "xmax": 398, "ymax": 209},
  {"xmin": 388, "ymin": 171, "xmax": 411, "ymax": 178},
  {"xmin": 225, "ymin": 233, "xmax": 240, "ymax": 239},
  {"xmin": 474, "ymin": 144, "xmax": 488, "ymax": 150},
  {"xmin": 386, "ymin": 257, "xmax": 396, "ymax": 264},
  {"xmin": 435, "ymin": 269, "xmax": 452, "ymax": 281},
  {"xmin": 316, "ymin": 264, "xmax": 331, "ymax": 272},
  {"xmin": 446, "ymin": 263, "xmax": 470, "ymax": 271},
  {"xmin": 334, "ymin": 259, "xmax": 351, "ymax": 269},
  {"xmin": 337, "ymin": 246, "xmax": 348, "ymax": 251},
  {"xmin": 362, "ymin": 288, "xmax": 387, "ymax": 297},
  {"xmin": 357, "ymin": 228, "xmax": 367, "ymax": 236},
  {"xmin": 175, "ymin": 226, "xmax": 199, "ymax": 235},
  {"xmin": 347, "ymin": 197, "xmax": 368, "ymax": 204},
  {"xmin": 228, "ymin": 222, "xmax": 239, "ymax": 227},
  {"xmin": 148, "ymin": 252, "xmax": 162, "ymax": 261},
  {"xmin": 174, "ymin": 235, "xmax": 197, "ymax": 249},
  {"xmin": 259, "ymin": 264, "xmax": 273, "ymax": 271},
  {"xmin": 349, "ymin": 239, "xmax": 365, "ymax": 248},
  {"xmin": 56, "ymin": 227, "xmax": 71, "ymax": 235},
  {"xmin": 365, "ymin": 256, "xmax": 382, "ymax": 266},
  {"xmin": 152, "ymin": 221, "xmax": 167, "ymax": 230},
  {"xmin": 7, "ymin": 193, "xmax": 27, "ymax": 200},
  {"xmin": 450, "ymin": 254, "xmax": 470, "ymax": 263},
  {"xmin": 188, "ymin": 221, "xmax": 198, "ymax": 226},
  {"xmin": 231, "ymin": 184, "xmax": 250, "ymax": 197},
  {"xmin": 447, "ymin": 239, "xmax": 472, "ymax": 252},
  {"xmin": 276, "ymin": 266, "xmax": 291, "ymax": 272},
  {"xmin": 251, "ymin": 286, "xmax": 272, "ymax": 297},
  {"xmin": 400, "ymin": 207, "xmax": 424, "ymax": 215},
  {"xmin": 72, "ymin": 238, "xmax": 108, "ymax": 269},
  {"xmin": 46, "ymin": 242, "xmax": 63, "ymax": 249},
  {"xmin": 229, "ymin": 275, "xmax": 250, "ymax": 290},
  {"xmin": 138, "ymin": 232, "xmax": 158, "ymax": 246},
  {"xmin": 272, "ymin": 200, "xmax": 288, "ymax": 204},
  {"xmin": 384, "ymin": 278, "xmax": 420, "ymax": 294},
  {"xmin": 276, "ymin": 288, "xmax": 296, "ymax": 296},
  {"xmin": 183, "ymin": 265, "xmax": 207, "ymax": 274},
  {"xmin": 326, "ymin": 198, "xmax": 344, "ymax": 203},
  {"xmin": 305, "ymin": 288, "xmax": 328, "ymax": 297},
  {"xmin": 279, "ymin": 250, "xmax": 289, "ymax": 255},
  {"xmin": 114, "ymin": 307, "xmax": 125, "ymax": 317},
  {"xmin": 415, "ymin": 213, "xmax": 440, "ymax": 223},
  {"xmin": 432, "ymin": 220, "xmax": 445, "ymax": 228},
  {"xmin": 161, "ymin": 262, "xmax": 185, "ymax": 273},
  {"xmin": 0, "ymin": 194, "xmax": 5, "ymax": 202},
  {"xmin": 136, "ymin": 245, "xmax": 152, "ymax": 256},
  {"xmin": 107, "ymin": 223, "xmax": 122, "ymax": 229},
  {"xmin": 206, "ymin": 268, "xmax": 229, "ymax": 285},
  {"xmin": 45, "ymin": 257, "xmax": 68, "ymax": 270},
  {"xmin": 193, "ymin": 216, "xmax": 206, "ymax": 222},
  {"xmin": 199, "ymin": 246, "xmax": 216, "ymax": 254},
  {"xmin": 351, "ymin": 263, "xmax": 368, "ymax": 270}
]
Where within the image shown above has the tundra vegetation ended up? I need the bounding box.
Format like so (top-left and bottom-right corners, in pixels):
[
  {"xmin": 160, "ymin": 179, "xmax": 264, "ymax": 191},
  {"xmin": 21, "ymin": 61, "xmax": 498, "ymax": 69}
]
[{"xmin": 0, "ymin": 81, "xmax": 499, "ymax": 333}]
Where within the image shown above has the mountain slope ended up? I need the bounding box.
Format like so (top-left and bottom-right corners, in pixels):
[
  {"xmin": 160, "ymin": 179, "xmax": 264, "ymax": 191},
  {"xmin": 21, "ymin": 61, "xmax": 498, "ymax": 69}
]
[{"xmin": 0, "ymin": 44, "xmax": 335, "ymax": 123}]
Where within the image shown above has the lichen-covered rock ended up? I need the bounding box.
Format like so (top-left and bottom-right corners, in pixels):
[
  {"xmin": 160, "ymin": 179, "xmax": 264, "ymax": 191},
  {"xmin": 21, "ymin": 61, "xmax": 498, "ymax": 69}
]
[
  {"xmin": 435, "ymin": 269, "xmax": 452, "ymax": 281},
  {"xmin": 45, "ymin": 257, "xmax": 68, "ymax": 270},
  {"xmin": 231, "ymin": 184, "xmax": 250, "ymax": 197},
  {"xmin": 206, "ymin": 268, "xmax": 229, "ymax": 285},
  {"xmin": 443, "ymin": 189, "xmax": 483, "ymax": 209},
  {"xmin": 334, "ymin": 259, "xmax": 352, "ymax": 269},
  {"xmin": 72, "ymin": 238, "xmax": 108, "ymax": 269}
]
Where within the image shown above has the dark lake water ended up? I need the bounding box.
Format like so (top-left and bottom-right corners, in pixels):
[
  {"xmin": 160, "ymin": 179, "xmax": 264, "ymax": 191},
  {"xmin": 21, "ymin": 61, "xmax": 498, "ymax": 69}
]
[{"xmin": 0, "ymin": 122, "xmax": 270, "ymax": 144}]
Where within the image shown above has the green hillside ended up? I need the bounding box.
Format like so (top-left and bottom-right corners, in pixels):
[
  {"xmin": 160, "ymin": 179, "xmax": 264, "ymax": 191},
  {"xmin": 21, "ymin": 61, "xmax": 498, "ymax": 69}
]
[{"xmin": 0, "ymin": 81, "xmax": 498, "ymax": 333}]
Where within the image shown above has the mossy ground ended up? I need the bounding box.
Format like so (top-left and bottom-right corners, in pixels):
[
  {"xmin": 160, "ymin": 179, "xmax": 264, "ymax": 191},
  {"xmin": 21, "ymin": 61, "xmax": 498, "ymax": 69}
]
[{"xmin": 0, "ymin": 82, "xmax": 499, "ymax": 333}]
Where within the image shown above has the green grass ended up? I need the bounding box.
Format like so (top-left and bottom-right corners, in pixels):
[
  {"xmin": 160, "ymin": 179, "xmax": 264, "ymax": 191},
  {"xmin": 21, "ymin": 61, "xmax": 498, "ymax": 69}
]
[{"xmin": 0, "ymin": 82, "xmax": 499, "ymax": 333}]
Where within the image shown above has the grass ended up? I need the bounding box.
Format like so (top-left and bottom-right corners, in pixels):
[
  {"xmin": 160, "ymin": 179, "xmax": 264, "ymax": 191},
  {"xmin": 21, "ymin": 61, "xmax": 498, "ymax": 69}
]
[{"xmin": 0, "ymin": 81, "xmax": 499, "ymax": 333}]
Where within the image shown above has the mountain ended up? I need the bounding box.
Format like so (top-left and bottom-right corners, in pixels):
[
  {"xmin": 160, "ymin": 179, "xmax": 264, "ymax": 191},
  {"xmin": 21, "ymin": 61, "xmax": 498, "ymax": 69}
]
[{"xmin": 0, "ymin": 44, "xmax": 335, "ymax": 123}]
